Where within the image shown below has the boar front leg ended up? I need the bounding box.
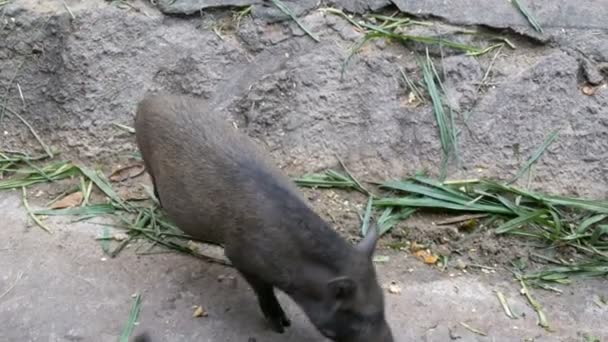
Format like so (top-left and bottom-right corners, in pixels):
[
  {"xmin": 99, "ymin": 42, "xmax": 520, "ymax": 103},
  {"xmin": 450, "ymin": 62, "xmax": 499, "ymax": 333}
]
[{"xmin": 239, "ymin": 270, "xmax": 291, "ymax": 333}]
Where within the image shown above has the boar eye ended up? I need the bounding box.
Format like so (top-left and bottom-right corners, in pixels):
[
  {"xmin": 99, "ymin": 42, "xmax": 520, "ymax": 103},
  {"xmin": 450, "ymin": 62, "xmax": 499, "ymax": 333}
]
[{"xmin": 327, "ymin": 277, "xmax": 356, "ymax": 300}]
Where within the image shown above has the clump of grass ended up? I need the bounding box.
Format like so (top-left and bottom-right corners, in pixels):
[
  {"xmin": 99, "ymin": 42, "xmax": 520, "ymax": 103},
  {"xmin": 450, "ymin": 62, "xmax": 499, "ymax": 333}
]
[
  {"xmin": 374, "ymin": 175, "xmax": 608, "ymax": 281},
  {"xmin": 233, "ymin": 5, "xmax": 252, "ymax": 28},
  {"xmin": 294, "ymin": 168, "xmax": 370, "ymax": 195},
  {"xmin": 321, "ymin": 8, "xmax": 507, "ymax": 76},
  {"xmin": 0, "ymin": 154, "xmax": 229, "ymax": 262},
  {"xmin": 420, "ymin": 52, "xmax": 458, "ymax": 180},
  {"xmin": 0, "ymin": 159, "xmax": 78, "ymax": 190}
]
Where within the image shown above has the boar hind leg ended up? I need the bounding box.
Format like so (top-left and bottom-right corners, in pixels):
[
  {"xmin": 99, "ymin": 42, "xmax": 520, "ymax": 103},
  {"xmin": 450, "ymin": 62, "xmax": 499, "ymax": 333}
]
[
  {"xmin": 239, "ymin": 271, "xmax": 291, "ymax": 333},
  {"xmin": 148, "ymin": 172, "xmax": 162, "ymax": 207}
]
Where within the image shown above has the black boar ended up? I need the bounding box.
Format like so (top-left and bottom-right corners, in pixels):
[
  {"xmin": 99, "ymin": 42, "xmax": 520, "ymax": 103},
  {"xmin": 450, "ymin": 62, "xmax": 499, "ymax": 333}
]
[{"xmin": 134, "ymin": 93, "xmax": 393, "ymax": 342}]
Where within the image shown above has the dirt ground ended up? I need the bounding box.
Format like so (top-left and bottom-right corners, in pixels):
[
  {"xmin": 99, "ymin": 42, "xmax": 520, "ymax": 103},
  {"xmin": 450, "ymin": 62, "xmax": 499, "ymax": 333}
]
[
  {"xmin": 1, "ymin": 191, "xmax": 607, "ymax": 341},
  {"xmin": 1, "ymin": 0, "xmax": 608, "ymax": 341}
]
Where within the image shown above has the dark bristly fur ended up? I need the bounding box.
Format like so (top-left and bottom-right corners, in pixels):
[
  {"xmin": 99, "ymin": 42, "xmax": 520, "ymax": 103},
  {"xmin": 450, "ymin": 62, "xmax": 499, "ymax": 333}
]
[{"xmin": 134, "ymin": 93, "xmax": 393, "ymax": 342}]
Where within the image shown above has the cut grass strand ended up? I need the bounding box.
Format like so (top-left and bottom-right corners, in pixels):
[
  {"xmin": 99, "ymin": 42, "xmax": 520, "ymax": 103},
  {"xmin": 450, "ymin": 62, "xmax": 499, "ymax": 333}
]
[
  {"xmin": 519, "ymin": 278, "xmax": 550, "ymax": 329},
  {"xmin": 271, "ymin": 0, "xmax": 319, "ymax": 42},
  {"xmin": 0, "ymin": 104, "xmax": 53, "ymax": 158},
  {"xmin": 22, "ymin": 187, "xmax": 52, "ymax": 234},
  {"xmin": 509, "ymin": 129, "xmax": 560, "ymax": 184},
  {"xmin": 511, "ymin": 0, "xmax": 544, "ymax": 33},
  {"xmin": 495, "ymin": 291, "xmax": 517, "ymax": 319},
  {"xmin": 0, "ymin": 161, "xmax": 76, "ymax": 190},
  {"xmin": 293, "ymin": 169, "xmax": 367, "ymax": 194},
  {"xmin": 119, "ymin": 294, "xmax": 142, "ymax": 342}
]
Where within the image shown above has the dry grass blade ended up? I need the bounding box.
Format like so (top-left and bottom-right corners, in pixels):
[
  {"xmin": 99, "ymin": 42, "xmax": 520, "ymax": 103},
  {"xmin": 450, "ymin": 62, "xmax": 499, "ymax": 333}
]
[
  {"xmin": 519, "ymin": 278, "xmax": 550, "ymax": 329},
  {"xmin": 495, "ymin": 291, "xmax": 517, "ymax": 319},
  {"xmin": 22, "ymin": 187, "xmax": 52, "ymax": 234},
  {"xmin": 0, "ymin": 105, "xmax": 53, "ymax": 158},
  {"xmin": 399, "ymin": 67, "xmax": 426, "ymax": 104},
  {"xmin": 0, "ymin": 270, "xmax": 24, "ymax": 300},
  {"xmin": 271, "ymin": 0, "xmax": 319, "ymax": 42},
  {"xmin": 511, "ymin": 0, "xmax": 544, "ymax": 33},
  {"xmin": 61, "ymin": 0, "xmax": 75, "ymax": 19},
  {"xmin": 112, "ymin": 122, "xmax": 135, "ymax": 134},
  {"xmin": 509, "ymin": 129, "xmax": 559, "ymax": 184},
  {"xmin": 459, "ymin": 322, "xmax": 487, "ymax": 336}
]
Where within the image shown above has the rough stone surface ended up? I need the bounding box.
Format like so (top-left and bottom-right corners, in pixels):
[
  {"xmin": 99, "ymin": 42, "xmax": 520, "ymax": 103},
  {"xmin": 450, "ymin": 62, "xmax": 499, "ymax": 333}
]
[{"xmin": 2, "ymin": 0, "xmax": 607, "ymax": 198}]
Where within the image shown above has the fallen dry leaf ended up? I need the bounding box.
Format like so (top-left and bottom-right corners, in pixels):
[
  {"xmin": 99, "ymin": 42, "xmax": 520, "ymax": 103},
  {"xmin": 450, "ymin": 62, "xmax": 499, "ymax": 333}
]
[
  {"xmin": 414, "ymin": 250, "xmax": 439, "ymax": 264},
  {"xmin": 388, "ymin": 282, "xmax": 402, "ymax": 295},
  {"xmin": 51, "ymin": 191, "xmax": 83, "ymax": 209},
  {"xmin": 193, "ymin": 305, "xmax": 208, "ymax": 318},
  {"xmin": 109, "ymin": 163, "xmax": 145, "ymax": 182}
]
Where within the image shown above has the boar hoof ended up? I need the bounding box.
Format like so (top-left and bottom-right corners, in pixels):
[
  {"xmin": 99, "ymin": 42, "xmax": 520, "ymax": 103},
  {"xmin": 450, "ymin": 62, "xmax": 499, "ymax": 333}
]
[{"xmin": 268, "ymin": 314, "xmax": 290, "ymax": 333}]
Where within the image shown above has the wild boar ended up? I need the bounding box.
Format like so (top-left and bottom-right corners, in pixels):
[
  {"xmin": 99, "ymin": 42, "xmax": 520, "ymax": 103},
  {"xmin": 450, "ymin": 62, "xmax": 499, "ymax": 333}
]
[{"xmin": 134, "ymin": 93, "xmax": 393, "ymax": 342}]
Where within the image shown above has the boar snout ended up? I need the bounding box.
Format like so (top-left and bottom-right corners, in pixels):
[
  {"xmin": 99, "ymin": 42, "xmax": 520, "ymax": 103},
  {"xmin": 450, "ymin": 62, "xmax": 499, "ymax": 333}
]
[{"xmin": 305, "ymin": 224, "xmax": 393, "ymax": 342}]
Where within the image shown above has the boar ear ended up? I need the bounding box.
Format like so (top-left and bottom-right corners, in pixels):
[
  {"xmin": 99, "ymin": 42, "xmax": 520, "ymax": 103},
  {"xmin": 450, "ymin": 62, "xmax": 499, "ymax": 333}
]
[
  {"xmin": 327, "ymin": 276, "xmax": 356, "ymax": 300},
  {"xmin": 356, "ymin": 221, "xmax": 379, "ymax": 258}
]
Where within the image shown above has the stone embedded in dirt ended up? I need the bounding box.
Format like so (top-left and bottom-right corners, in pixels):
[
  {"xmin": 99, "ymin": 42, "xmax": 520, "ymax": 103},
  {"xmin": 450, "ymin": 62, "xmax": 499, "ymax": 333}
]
[
  {"xmin": 387, "ymin": 282, "xmax": 402, "ymax": 295},
  {"xmin": 193, "ymin": 305, "xmax": 208, "ymax": 317}
]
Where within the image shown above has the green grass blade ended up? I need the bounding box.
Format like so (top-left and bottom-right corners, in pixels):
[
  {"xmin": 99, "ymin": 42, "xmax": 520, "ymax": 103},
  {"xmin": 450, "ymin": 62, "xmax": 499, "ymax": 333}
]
[
  {"xmin": 382, "ymin": 180, "xmax": 472, "ymax": 203},
  {"xmin": 509, "ymin": 129, "xmax": 559, "ymax": 184},
  {"xmin": 495, "ymin": 210, "xmax": 547, "ymax": 234},
  {"xmin": 78, "ymin": 166, "xmax": 130, "ymax": 210},
  {"xmin": 511, "ymin": 0, "xmax": 544, "ymax": 33},
  {"xmin": 577, "ymin": 215, "xmax": 607, "ymax": 234},
  {"xmin": 0, "ymin": 161, "xmax": 78, "ymax": 190},
  {"xmin": 375, "ymin": 196, "xmax": 513, "ymax": 215},
  {"xmin": 377, "ymin": 207, "xmax": 416, "ymax": 236},
  {"xmin": 119, "ymin": 294, "xmax": 142, "ymax": 342},
  {"xmin": 543, "ymin": 196, "xmax": 608, "ymax": 214},
  {"xmin": 360, "ymin": 196, "xmax": 373, "ymax": 236},
  {"xmin": 271, "ymin": 0, "xmax": 319, "ymax": 42}
]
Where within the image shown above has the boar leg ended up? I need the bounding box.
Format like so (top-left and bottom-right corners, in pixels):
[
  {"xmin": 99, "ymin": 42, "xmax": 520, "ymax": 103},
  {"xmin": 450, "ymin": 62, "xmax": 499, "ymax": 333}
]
[
  {"xmin": 148, "ymin": 173, "xmax": 162, "ymax": 207},
  {"xmin": 239, "ymin": 271, "xmax": 291, "ymax": 333}
]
